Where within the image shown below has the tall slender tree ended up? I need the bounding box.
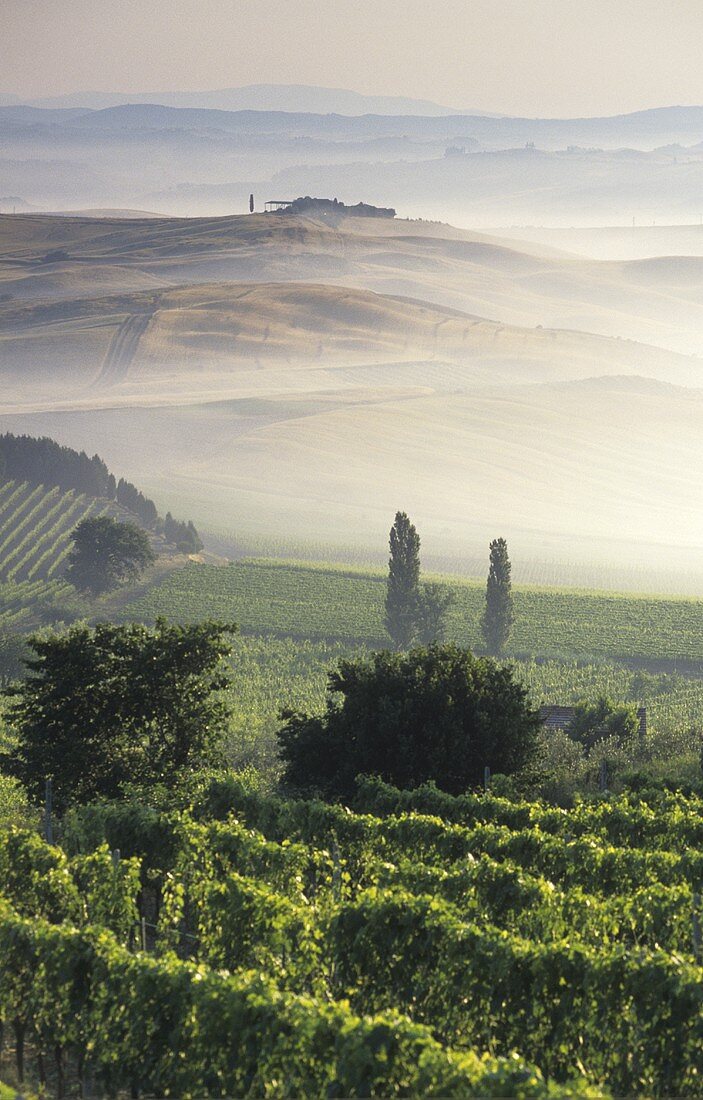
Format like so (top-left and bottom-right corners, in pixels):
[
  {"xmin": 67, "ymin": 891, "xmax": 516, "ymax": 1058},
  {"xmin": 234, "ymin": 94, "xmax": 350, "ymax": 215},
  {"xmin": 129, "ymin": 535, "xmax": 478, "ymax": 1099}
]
[
  {"xmin": 385, "ymin": 511, "xmax": 421, "ymax": 649},
  {"xmin": 481, "ymin": 537, "xmax": 514, "ymax": 655}
]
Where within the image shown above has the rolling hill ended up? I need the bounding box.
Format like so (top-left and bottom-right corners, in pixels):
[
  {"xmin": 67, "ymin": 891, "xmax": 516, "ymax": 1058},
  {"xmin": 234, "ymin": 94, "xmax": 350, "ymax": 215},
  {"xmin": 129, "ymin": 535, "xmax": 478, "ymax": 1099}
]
[
  {"xmin": 20, "ymin": 84, "xmax": 467, "ymax": 116},
  {"xmin": 3, "ymin": 279, "xmax": 700, "ymax": 405},
  {"xmin": 5, "ymin": 211, "xmax": 703, "ymax": 358},
  {"xmin": 2, "ymin": 211, "xmax": 703, "ymax": 589}
]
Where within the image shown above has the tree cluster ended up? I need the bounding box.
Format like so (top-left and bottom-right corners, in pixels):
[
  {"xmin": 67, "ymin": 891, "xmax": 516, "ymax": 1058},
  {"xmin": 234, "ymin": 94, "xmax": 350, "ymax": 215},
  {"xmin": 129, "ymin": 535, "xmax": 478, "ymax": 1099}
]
[
  {"xmin": 0, "ymin": 433, "xmax": 202, "ymax": 549},
  {"xmin": 164, "ymin": 512, "xmax": 203, "ymax": 553},
  {"xmin": 0, "ymin": 433, "xmax": 115, "ymax": 498},
  {"xmin": 384, "ymin": 513, "xmax": 515, "ymax": 656},
  {"xmin": 385, "ymin": 512, "xmax": 517, "ymax": 655},
  {"xmin": 1, "ymin": 619, "xmax": 235, "ymax": 809},
  {"xmin": 384, "ymin": 512, "xmax": 454, "ymax": 648},
  {"xmin": 278, "ymin": 644, "xmax": 541, "ymax": 799},
  {"xmin": 116, "ymin": 478, "xmax": 158, "ymax": 529},
  {"xmin": 569, "ymin": 697, "xmax": 640, "ymax": 752}
]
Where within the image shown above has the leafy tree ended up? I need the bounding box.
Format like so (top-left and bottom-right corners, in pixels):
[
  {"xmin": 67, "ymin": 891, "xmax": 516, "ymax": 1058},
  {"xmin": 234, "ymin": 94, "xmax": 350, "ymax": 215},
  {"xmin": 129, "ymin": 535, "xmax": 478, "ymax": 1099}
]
[
  {"xmin": 481, "ymin": 538, "xmax": 514, "ymax": 655},
  {"xmin": 164, "ymin": 512, "xmax": 203, "ymax": 553},
  {"xmin": 116, "ymin": 478, "xmax": 158, "ymax": 528},
  {"xmin": 416, "ymin": 582, "xmax": 455, "ymax": 644},
  {"xmin": 569, "ymin": 697, "xmax": 640, "ymax": 752},
  {"xmin": 385, "ymin": 511, "xmax": 421, "ymax": 649},
  {"xmin": 1, "ymin": 619, "xmax": 235, "ymax": 810},
  {"xmin": 67, "ymin": 516, "xmax": 155, "ymax": 595},
  {"xmin": 278, "ymin": 644, "xmax": 541, "ymax": 798},
  {"xmin": 0, "ymin": 632, "xmax": 27, "ymax": 687}
]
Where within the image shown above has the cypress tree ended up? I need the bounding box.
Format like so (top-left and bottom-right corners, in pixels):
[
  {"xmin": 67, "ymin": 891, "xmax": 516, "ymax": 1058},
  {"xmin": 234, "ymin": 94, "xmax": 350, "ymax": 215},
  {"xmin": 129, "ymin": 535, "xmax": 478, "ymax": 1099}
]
[
  {"xmin": 481, "ymin": 537, "xmax": 514, "ymax": 655},
  {"xmin": 385, "ymin": 511, "xmax": 421, "ymax": 649}
]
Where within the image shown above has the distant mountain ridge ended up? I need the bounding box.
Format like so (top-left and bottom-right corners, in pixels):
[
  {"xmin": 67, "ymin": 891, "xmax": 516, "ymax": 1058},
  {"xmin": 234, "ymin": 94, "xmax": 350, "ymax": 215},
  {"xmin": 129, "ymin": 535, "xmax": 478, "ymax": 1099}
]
[
  {"xmin": 6, "ymin": 84, "xmax": 476, "ymax": 117},
  {"xmin": 3, "ymin": 90, "xmax": 703, "ymax": 132},
  {"xmin": 4, "ymin": 98, "xmax": 703, "ymax": 223},
  {"xmin": 3, "ymin": 100, "xmax": 703, "ymax": 147}
]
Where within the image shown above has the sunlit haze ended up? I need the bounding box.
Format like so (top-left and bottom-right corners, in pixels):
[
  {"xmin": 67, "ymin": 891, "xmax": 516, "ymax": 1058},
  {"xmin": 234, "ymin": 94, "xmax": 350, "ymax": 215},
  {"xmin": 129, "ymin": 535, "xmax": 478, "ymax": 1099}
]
[{"xmin": 3, "ymin": 0, "xmax": 703, "ymax": 116}]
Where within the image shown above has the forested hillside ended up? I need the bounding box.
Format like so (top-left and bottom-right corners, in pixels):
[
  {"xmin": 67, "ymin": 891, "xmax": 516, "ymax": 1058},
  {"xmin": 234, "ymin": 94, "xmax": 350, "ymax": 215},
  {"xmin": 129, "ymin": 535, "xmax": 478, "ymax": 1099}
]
[
  {"xmin": 0, "ymin": 434, "xmax": 201, "ymax": 548},
  {"xmin": 0, "ymin": 435, "xmax": 205, "ymax": 648}
]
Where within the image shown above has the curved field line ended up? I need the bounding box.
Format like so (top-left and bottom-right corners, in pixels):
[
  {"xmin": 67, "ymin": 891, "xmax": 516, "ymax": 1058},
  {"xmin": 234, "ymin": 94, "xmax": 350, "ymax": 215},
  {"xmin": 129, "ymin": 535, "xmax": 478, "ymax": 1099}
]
[{"xmin": 96, "ymin": 307, "xmax": 156, "ymax": 385}]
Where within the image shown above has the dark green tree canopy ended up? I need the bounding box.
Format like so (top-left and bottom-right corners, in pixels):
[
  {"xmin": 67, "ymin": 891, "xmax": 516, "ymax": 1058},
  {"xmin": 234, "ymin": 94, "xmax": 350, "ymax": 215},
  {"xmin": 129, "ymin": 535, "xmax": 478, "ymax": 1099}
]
[
  {"xmin": 416, "ymin": 582, "xmax": 455, "ymax": 644},
  {"xmin": 164, "ymin": 512, "xmax": 203, "ymax": 553},
  {"xmin": 385, "ymin": 511, "xmax": 421, "ymax": 649},
  {"xmin": 1, "ymin": 619, "xmax": 235, "ymax": 809},
  {"xmin": 482, "ymin": 537, "xmax": 515, "ymax": 656},
  {"xmin": 569, "ymin": 697, "xmax": 640, "ymax": 752},
  {"xmin": 0, "ymin": 433, "xmax": 201, "ymax": 542},
  {"xmin": 67, "ymin": 515, "xmax": 156, "ymax": 595},
  {"xmin": 278, "ymin": 643, "xmax": 540, "ymax": 799}
]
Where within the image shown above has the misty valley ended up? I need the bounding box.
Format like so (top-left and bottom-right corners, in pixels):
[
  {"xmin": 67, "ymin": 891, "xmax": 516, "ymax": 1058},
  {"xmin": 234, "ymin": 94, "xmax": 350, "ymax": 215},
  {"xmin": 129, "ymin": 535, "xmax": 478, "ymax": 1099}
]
[{"xmin": 2, "ymin": 65, "xmax": 703, "ymax": 1100}]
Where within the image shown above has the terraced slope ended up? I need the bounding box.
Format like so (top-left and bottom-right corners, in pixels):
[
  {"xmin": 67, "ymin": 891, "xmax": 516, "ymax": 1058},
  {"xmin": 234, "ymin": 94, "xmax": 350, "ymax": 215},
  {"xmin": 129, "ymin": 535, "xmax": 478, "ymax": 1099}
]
[{"xmin": 0, "ymin": 479, "xmax": 111, "ymax": 583}]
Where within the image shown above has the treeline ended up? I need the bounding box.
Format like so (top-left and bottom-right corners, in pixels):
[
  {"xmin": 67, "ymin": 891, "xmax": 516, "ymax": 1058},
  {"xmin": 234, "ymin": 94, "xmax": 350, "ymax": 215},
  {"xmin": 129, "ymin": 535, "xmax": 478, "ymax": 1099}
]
[
  {"xmin": 164, "ymin": 512, "xmax": 202, "ymax": 553},
  {"xmin": 0, "ymin": 434, "xmax": 114, "ymax": 499},
  {"xmin": 0, "ymin": 434, "xmax": 202, "ymax": 552}
]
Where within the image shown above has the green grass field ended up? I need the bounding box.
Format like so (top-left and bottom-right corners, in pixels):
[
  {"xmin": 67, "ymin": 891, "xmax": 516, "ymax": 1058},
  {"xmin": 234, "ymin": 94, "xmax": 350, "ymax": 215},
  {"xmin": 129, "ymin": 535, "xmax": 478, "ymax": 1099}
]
[
  {"xmin": 122, "ymin": 559, "xmax": 703, "ymax": 774},
  {"xmin": 125, "ymin": 558, "xmax": 703, "ymax": 665}
]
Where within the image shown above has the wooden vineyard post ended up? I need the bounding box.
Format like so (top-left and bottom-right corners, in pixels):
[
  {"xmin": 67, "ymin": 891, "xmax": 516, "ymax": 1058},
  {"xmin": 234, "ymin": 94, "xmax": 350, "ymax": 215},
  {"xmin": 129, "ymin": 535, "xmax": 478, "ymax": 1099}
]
[
  {"xmin": 693, "ymin": 894, "xmax": 702, "ymax": 960},
  {"xmin": 44, "ymin": 777, "xmax": 53, "ymax": 844},
  {"xmin": 332, "ymin": 838, "xmax": 342, "ymax": 900}
]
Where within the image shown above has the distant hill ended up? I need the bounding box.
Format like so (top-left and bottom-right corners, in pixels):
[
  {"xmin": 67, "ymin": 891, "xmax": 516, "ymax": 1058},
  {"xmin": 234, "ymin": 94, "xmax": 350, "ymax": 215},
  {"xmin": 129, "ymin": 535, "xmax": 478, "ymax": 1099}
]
[
  {"xmin": 41, "ymin": 207, "xmax": 170, "ymax": 219},
  {"xmin": 6, "ymin": 100, "xmax": 703, "ymax": 146},
  {"xmin": 0, "ymin": 105, "xmax": 92, "ymax": 126},
  {"xmin": 6, "ymin": 99, "xmax": 703, "ymax": 223},
  {"xmin": 5, "ymin": 211, "xmax": 703, "ymax": 358},
  {"xmin": 20, "ymin": 83, "xmax": 472, "ymax": 117},
  {"xmin": 0, "ymin": 197, "xmax": 34, "ymax": 213},
  {"xmin": 2, "ymin": 278, "xmax": 695, "ymax": 391},
  {"xmin": 3, "ymin": 210, "xmax": 703, "ymax": 584}
]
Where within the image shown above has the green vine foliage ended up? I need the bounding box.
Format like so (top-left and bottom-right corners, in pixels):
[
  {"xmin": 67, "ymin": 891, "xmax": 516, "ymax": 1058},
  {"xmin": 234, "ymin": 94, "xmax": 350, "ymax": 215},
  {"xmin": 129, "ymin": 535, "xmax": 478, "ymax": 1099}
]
[
  {"xmin": 0, "ymin": 902, "xmax": 603, "ymax": 1099},
  {"xmin": 8, "ymin": 780, "xmax": 703, "ymax": 1094}
]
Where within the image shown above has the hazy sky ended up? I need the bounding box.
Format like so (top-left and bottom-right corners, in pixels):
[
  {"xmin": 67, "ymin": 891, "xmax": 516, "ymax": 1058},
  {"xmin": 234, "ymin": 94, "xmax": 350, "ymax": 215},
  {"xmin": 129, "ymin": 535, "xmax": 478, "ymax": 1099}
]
[{"xmin": 2, "ymin": 0, "xmax": 702, "ymax": 116}]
